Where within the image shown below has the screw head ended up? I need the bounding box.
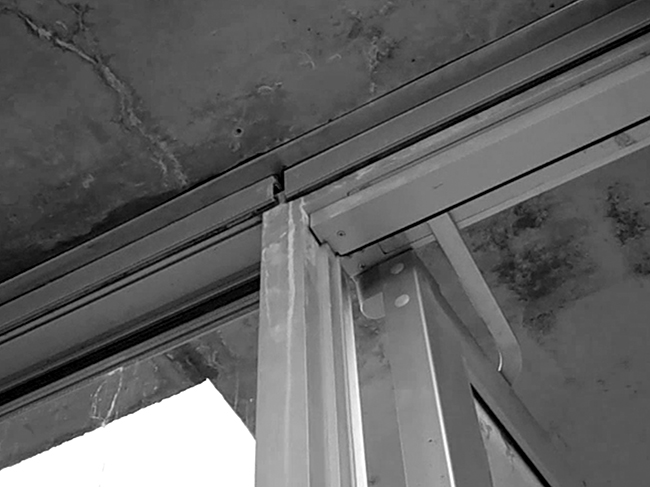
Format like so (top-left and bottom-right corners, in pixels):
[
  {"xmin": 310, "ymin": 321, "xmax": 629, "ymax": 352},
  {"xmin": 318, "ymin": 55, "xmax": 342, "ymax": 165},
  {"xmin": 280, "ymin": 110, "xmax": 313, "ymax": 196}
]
[{"xmin": 395, "ymin": 294, "xmax": 410, "ymax": 308}]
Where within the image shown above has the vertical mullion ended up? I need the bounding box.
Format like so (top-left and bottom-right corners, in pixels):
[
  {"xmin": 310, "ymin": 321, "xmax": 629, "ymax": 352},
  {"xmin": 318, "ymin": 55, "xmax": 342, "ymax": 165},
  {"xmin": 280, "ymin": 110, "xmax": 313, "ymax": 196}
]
[
  {"xmin": 328, "ymin": 254, "xmax": 368, "ymax": 487},
  {"xmin": 379, "ymin": 251, "xmax": 493, "ymax": 487},
  {"xmin": 257, "ymin": 202, "xmax": 311, "ymax": 487},
  {"xmin": 257, "ymin": 201, "xmax": 367, "ymax": 487}
]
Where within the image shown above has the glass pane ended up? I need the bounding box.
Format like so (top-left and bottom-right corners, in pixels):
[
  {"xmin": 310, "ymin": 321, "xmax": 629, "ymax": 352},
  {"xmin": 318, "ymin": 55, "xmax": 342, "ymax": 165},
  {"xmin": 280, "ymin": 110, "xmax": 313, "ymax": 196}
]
[
  {"xmin": 0, "ymin": 306, "xmax": 259, "ymax": 485},
  {"xmin": 458, "ymin": 145, "xmax": 650, "ymax": 485}
]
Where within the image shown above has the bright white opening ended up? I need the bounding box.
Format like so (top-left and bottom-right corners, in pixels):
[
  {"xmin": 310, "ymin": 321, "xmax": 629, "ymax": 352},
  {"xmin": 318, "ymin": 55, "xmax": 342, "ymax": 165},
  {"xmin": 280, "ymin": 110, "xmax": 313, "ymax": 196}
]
[{"xmin": 0, "ymin": 381, "xmax": 255, "ymax": 487}]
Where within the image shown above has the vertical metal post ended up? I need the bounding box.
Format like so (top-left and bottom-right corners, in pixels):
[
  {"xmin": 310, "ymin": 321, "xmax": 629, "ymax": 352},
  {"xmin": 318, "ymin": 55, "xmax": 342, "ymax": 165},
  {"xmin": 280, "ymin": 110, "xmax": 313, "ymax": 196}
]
[
  {"xmin": 324, "ymin": 249, "xmax": 368, "ymax": 487},
  {"xmin": 378, "ymin": 251, "xmax": 493, "ymax": 487},
  {"xmin": 256, "ymin": 200, "xmax": 367, "ymax": 487}
]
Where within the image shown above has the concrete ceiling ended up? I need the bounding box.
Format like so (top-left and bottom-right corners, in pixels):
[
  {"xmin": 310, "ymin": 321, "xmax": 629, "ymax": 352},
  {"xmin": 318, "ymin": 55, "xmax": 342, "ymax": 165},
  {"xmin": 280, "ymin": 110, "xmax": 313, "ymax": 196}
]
[{"xmin": 0, "ymin": 0, "xmax": 572, "ymax": 283}]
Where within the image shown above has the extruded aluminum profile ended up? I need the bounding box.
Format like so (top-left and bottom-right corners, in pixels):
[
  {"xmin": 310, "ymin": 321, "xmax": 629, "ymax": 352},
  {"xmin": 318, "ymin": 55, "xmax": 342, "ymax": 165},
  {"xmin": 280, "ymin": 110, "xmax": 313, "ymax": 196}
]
[
  {"xmin": 286, "ymin": 0, "xmax": 649, "ymax": 198},
  {"xmin": 315, "ymin": 49, "xmax": 650, "ymax": 386},
  {"xmin": 345, "ymin": 122, "xmax": 650, "ymax": 380},
  {"xmin": 0, "ymin": 294, "xmax": 259, "ymax": 419},
  {"xmin": 256, "ymin": 201, "xmax": 367, "ymax": 487},
  {"xmin": 0, "ymin": 177, "xmax": 276, "ymax": 399},
  {"xmin": 0, "ymin": 177, "xmax": 274, "ymax": 331},
  {"xmin": 0, "ymin": 221, "xmax": 262, "ymax": 395},
  {"xmin": 311, "ymin": 49, "xmax": 650, "ymax": 255},
  {"xmin": 340, "ymin": 114, "xmax": 650, "ymax": 276},
  {"xmin": 0, "ymin": 176, "xmax": 276, "ymax": 307},
  {"xmin": 376, "ymin": 251, "xmax": 581, "ymax": 487},
  {"xmin": 378, "ymin": 252, "xmax": 493, "ymax": 487}
]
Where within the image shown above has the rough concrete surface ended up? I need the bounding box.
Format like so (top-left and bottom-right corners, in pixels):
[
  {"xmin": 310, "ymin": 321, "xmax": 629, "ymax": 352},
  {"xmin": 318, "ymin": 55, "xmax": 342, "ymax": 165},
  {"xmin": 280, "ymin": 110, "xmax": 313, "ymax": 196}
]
[{"xmin": 0, "ymin": 0, "xmax": 572, "ymax": 282}]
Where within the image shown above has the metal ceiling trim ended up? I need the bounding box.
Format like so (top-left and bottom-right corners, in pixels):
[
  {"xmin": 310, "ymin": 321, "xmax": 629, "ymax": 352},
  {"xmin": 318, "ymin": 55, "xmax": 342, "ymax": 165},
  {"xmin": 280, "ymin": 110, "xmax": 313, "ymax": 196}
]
[
  {"xmin": 0, "ymin": 177, "xmax": 274, "ymax": 332},
  {"xmin": 0, "ymin": 294, "xmax": 259, "ymax": 419},
  {"xmin": 0, "ymin": 175, "xmax": 276, "ymax": 307},
  {"xmin": 0, "ymin": 219, "xmax": 262, "ymax": 399},
  {"xmin": 0, "ymin": 177, "xmax": 273, "ymax": 406},
  {"xmin": 304, "ymin": 33, "xmax": 650, "ymax": 214},
  {"xmin": 285, "ymin": 0, "xmax": 650, "ymax": 198},
  {"xmin": 339, "ymin": 106, "xmax": 650, "ymax": 276},
  {"xmin": 311, "ymin": 48, "xmax": 650, "ymax": 256}
]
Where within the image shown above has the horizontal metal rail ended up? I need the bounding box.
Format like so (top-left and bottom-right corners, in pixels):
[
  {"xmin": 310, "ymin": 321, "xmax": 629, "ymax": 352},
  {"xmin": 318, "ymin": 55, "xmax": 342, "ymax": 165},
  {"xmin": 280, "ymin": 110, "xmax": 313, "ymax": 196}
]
[
  {"xmin": 340, "ymin": 116, "xmax": 650, "ymax": 275},
  {"xmin": 311, "ymin": 48, "xmax": 650, "ymax": 255},
  {"xmin": 0, "ymin": 291, "xmax": 259, "ymax": 418},
  {"xmin": 0, "ymin": 220, "xmax": 262, "ymax": 397},
  {"xmin": 287, "ymin": 0, "xmax": 649, "ymax": 198}
]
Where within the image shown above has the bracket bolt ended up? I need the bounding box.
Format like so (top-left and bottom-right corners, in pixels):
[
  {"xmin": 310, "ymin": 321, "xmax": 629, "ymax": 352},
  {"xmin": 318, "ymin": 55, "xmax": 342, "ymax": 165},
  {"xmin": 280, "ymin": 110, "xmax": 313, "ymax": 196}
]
[{"xmin": 395, "ymin": 294, "xmax": 410, "ymax": 307}]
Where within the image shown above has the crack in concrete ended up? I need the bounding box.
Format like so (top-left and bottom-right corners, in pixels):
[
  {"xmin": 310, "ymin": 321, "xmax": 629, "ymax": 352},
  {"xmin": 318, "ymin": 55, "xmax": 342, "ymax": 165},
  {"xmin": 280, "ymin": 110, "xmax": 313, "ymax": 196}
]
[
  {"xmin": 2, "ymin": 5, "xmax": 189, "ymax": 188},
  {"xmin": 55, "ymin": 0, "xmax": 90, "ymax": 39}
]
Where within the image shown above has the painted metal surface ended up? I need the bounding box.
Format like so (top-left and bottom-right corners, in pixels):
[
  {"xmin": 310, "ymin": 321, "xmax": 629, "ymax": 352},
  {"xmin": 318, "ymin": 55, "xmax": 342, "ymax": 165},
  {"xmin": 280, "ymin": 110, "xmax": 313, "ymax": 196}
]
[
  {"xmin": 378, "ymin": 251, "xmax": 493, "ymax": 487},
  {"xmin": 256, "ymin": 201, "xmax": 366, "ymax": 487},
  {"xmin": 312, "ymin": 49, "xmax": 650, "ymax": 255}
]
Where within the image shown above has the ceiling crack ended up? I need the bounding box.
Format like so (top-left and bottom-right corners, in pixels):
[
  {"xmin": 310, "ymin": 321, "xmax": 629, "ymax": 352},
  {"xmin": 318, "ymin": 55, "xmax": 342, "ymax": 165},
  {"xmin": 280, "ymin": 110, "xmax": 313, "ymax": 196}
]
[{"xmin": 2, "ymin": 6, "xmax": 189, "ymax": 189}]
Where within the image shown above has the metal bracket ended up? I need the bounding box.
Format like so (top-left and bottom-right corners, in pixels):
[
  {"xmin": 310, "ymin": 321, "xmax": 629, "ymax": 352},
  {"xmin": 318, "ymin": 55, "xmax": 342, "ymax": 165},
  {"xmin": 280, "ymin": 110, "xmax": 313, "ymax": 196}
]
[{"xmin": 353, "ymin": 212, "xmax": 522, "ymax": 385}]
